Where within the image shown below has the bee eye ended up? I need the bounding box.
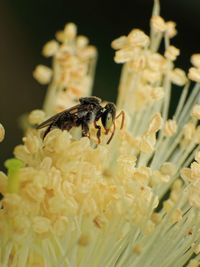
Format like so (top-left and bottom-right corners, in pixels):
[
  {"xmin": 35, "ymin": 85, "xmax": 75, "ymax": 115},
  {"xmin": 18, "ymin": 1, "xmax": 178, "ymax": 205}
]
[{"xmin": 101, "ymin": 112, "xmax": 113, "ymax": 130}]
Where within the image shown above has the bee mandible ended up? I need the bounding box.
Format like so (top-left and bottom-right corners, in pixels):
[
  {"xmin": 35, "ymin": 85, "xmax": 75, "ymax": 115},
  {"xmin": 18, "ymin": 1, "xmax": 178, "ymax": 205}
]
[{"xmin": 36, "ymin": 96, "xmax": 125, "ymax": 144}]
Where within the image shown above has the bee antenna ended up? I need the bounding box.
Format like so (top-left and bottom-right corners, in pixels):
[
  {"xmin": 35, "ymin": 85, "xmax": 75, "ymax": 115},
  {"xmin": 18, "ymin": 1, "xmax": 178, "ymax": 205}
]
[{"xmin": 115, "ymin": 110, "xmax": 125, "ymax": 129}]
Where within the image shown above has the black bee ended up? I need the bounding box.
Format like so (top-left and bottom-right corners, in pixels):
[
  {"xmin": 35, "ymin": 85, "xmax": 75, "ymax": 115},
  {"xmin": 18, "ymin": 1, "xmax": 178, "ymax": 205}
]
[{"xmin": 36, "ymin": 96, "xmax": 125, "ymax": 144}]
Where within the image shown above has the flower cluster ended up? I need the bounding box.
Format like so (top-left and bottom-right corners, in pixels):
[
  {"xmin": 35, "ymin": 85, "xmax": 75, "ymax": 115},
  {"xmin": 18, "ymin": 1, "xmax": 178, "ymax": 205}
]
[
  {"xmin": 1, "ymin": 1, "xmax": 200, "ymax": 267},
  {"xmin": 33, "ymin": 22, "xmax": 97, "ymax": 116}
]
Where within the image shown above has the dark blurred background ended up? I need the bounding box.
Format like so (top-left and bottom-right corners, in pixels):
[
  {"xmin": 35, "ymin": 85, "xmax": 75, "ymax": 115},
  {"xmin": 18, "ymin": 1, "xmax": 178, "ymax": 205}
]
[{"xmin": 0, "ymin": 0, "xmax": 199, "ymax": 169}]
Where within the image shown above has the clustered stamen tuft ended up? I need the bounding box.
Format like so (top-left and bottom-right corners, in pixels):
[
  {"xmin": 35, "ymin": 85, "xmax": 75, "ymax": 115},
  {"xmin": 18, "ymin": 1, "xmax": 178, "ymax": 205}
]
[{"xmin": 33, "ymin": 22, "xmax": 97, "ymax": 116}]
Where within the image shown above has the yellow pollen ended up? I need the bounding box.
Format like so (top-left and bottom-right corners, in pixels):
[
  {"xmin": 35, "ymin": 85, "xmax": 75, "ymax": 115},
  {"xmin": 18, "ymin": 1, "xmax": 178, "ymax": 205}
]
[
  {"xmin": 151, "ymin": 15, "xmax": 166, "ymax": 32},
  {"xmin": 33, "ymin": 65, "xmax": 52, "ymax": 85},
  {"xmin": 163, "ymin": 119, "xmax": 177, "ymax": 137},
  {"xmin": 28, "ymin": 109, "xmax": 46, "ymax": 125},
  {"xmin": 165, "ymin": 21, "xmax": 177, "ymax": 38},
  {"xmin": 188, "ymin": 67, "xmax": 200, "ymax": 83},
  {"xmin": 132, "ymin": 244, "xmax": 143, "ymax": 254},
  {"xmin": 42, "ymin": 40, "xmax": 59, "ymax": 57},
  {"xmin": 191, "ymin": 54, "xmax": 200, "ymax": 68},
  {"xmin": 164, "ymin": 45, "xmax": 180, "ymax": 61},
  {"xmin": 78, "ymin": 234, "xmax": 90, "ymax": 246},
  {"xmin": 191, "ymin": 105, "xmax": 200, "ymax": 120}
]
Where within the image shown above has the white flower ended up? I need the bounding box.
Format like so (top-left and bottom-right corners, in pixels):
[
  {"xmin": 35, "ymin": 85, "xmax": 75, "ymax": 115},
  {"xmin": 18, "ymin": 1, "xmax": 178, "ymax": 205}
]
[{"xmin": 1, "ymin": 1, "xmax": 200, "ymax": 267}]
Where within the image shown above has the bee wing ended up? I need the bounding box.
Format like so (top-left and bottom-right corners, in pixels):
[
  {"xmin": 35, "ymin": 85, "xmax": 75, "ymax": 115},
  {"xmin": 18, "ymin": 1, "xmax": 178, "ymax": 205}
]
[{"xmin": 36, "ymin": 104, "xmax": 80, "ymax": 129}]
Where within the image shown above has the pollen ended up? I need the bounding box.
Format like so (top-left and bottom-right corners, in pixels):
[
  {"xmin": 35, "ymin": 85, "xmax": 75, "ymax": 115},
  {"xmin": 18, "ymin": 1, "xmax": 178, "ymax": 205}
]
[
  {"xmin": 78, "ymin": 233, "xmax": 90, "ymax": 246},
  {"xmin": 63, "ymin": 22, "xmax": 77, "ymax": 40},
  {"xmin": 163, "ymin": 119, "xmax": 177, "ymax": 136},
  {"xmin": 164, "ymin": 45, "xmax": 180, "ymax": 61},
  {"xmin": 147, "ymin": 112, "xmax": 163, "ymax": 134},
  {"xmin": 191, "ymin": 105, "xmax": 200, "ymax": 120},
  {"xmin": 151, "ymin": 15, "xmax": 166, "ymax": 33},
  {"xmin": 195, "ymin": 151, "xmax": 200, "ymax": 163},
  {"xmin": 188, "ymin": 67, "xmax": 200, "ymax": 83},
  {"xmin": 170, "ymin": 68, "xmax": 188, "ymax": 86},
  {"xmin": 188, "ymin": 182, "xmax": 200, "ymax": 207},
  {"xmin": 191, "ymin": 54, "xmax": 200, "ymax": 68},
  {"xmin": 32, "ymin": 216, "xmax": 51, "ymax": 234},
  {"xmin": 132, "ymin": 244, "xmax": 143, "ymax": 254},
  {"xmin": 42, "ymin": 40, "xmax": 59, "ymax": 57},
  {"xmin": 111, "ymin": 35, "xmax": 127, "ymax": 50},
  {"xmin": 33, "ymin": 65, "xmax": 52, "ymax": 85},
  {"xmin": 127, "ymin": 29, "xmax": 150, "ymax": 48},
  {"xmin": 114, "ymin": 47, "xmax": 135, "ymax": 63},
  {"xmin": 76, "ymin": 35, "xmax": 89, "ymax": 48},
  {"xmin": 165, "ymin": 21, "xmax": 177, "ymax": 38},
  {"xmin": 150, "ymin": 86, "xmax": 164, "ymax": 100},
  {"xmin": 147, "ymin": 52, "xmax": 167, "ymax": 72},
  {"xmin": 188, "ymin": 259, "xmax": 199, "ymax": 267},
  {"xmin": 28, "ymin": 109, "xmax": 46, "ymax": 125}
]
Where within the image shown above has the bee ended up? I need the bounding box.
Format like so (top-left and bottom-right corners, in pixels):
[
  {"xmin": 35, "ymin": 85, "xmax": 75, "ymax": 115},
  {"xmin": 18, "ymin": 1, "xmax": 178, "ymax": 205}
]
[{"xmin": 36, "ymin": 96, "xmax": 125, "ymax": 144}]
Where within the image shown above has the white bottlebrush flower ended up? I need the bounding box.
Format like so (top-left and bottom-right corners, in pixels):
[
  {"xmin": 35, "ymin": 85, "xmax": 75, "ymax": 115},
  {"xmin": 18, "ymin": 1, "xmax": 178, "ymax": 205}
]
[{"xmin": 1, "ymin": 1, "xmax": 200, "ymax": 267}]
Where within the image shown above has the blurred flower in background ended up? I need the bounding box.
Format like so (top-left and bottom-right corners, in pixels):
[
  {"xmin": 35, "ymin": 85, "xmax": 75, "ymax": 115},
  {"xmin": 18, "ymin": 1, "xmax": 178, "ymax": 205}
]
[{"xmin": 1, "ymin": 0, "xmax": 200, "ymax": 266}]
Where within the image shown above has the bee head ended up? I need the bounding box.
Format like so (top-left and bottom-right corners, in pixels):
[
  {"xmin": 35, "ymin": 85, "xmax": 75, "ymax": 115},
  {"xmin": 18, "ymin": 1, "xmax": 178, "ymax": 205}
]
[{"xmin": 101, "ymin": 103, "xmax": 116, "ymax": 131}]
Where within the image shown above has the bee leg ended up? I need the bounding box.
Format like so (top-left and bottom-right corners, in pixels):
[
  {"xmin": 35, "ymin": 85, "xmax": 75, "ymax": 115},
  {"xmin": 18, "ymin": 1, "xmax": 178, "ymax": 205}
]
[
  {"xmin": 43, "ymin": 125, "xmax": 52, "ymax": 139},
  {"xmin": 106, "ymin": 121, "xmax": 116, "ymax": 144},
  {"xmin": 81, "ymin": 123, "xmax": 90, "ymax": 139},
  {"xmin": 61, "ymin": 124, "xmax": 73, "ymax": 131},
  {"xmin": 43, "ymin": 122, "xmax": 60, "ymax": 139},
  {"xmin": 115, "ymin": 110, "xmax": 125, "ymax": 129},
  {"xmin": 105, "ymin": 129, "xmax": 109, "ymax": 135},
  {"xmin": 94, "ymin": 121, "xmax": 101, "ymax": 144}
]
